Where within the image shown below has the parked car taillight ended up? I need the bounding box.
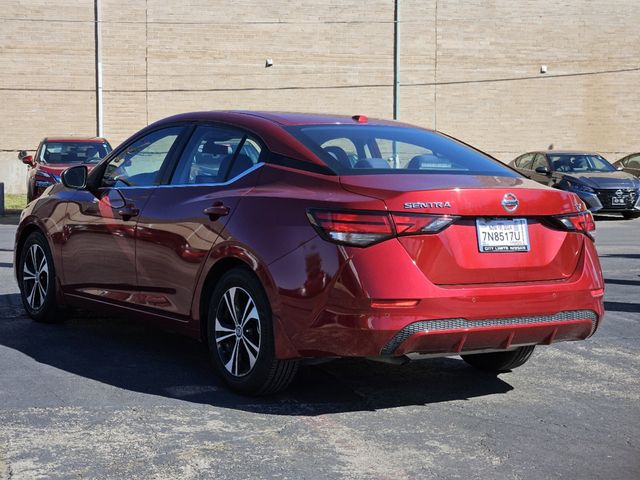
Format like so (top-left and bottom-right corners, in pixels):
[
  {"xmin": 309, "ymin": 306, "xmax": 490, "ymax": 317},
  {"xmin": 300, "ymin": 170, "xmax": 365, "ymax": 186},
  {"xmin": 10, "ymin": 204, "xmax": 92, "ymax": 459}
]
[
  {"xmin": 307, "ymin": 209, "xmax": 458, "ymax": 247},
  {"xmin": 551, "ymin": 211, "xmax": 596, "ymax": 239}
]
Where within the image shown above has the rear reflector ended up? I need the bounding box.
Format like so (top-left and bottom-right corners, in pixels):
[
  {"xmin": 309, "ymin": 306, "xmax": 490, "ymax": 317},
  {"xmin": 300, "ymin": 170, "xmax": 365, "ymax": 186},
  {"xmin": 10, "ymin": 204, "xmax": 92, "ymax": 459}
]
[
  {"xmin": 307, "ymin": 209, "xmax": 458, "ymax": 247},
  {"xmin": 371, "ymin": 299, "xmax": 420, "ymax": 308}
]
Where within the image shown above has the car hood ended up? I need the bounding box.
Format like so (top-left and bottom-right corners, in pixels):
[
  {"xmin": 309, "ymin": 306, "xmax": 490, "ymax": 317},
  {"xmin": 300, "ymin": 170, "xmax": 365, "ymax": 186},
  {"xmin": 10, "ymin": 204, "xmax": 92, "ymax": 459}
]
[
  {"xmin": 564, "ymin": 171, "xmax": 640, "ymax": 189},
  {"xmin": 37, "ymin": 163, "xmax": 98, "ymax": 177}
]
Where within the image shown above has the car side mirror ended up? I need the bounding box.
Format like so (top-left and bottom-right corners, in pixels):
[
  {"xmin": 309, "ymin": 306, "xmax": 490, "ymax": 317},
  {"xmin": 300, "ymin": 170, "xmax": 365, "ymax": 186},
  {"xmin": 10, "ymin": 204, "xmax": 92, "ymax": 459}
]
[
  {"xmin": 535, "ymin": 166, "xmax": 551, "ymax": 175},
  {"xmin": 18, "ymin": 151, "xmax": 35, "ymax": 166},
  {"xmin": 61, "ymin": 165, "xmax": 88, "ymax": 189},
  {"xmin": 617, "ymin": 166, "xmax": 624, "ymax": 171}
]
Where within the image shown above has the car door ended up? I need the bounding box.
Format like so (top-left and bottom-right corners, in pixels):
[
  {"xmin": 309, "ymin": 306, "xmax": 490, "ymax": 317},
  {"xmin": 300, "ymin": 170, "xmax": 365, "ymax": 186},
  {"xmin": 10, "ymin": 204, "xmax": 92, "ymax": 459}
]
[
  {"xmin": 133, "ymin": 124, "xmax": 264, "ymax": 318},
  {"xmin": 529, "ymin": 153, "xmax": 552, "ymax": 185},
  {"xmin": 60, "ymin": 126, "xmax": 186, "ymax": 304}
]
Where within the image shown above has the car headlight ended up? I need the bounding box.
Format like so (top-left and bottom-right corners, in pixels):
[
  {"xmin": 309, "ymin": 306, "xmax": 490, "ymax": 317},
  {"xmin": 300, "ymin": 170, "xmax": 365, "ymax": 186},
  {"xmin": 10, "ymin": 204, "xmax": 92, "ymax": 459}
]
[
  {"xmin": 34, "ymin": 171, "xmax": 59, "ymax": 187},
  {"xmin": 566, "ymin": 181, "xmax": 595, "ymax": 194}
]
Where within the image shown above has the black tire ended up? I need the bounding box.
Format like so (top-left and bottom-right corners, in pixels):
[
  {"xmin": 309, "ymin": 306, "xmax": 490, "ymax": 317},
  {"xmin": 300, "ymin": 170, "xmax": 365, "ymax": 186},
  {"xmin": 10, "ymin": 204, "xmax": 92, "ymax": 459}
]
[
  {"xmin": 18, "ymin": 231, "xmax": 64, "ymax": 323},
  {"xmin": 461, "ymin": 345, "xmax": 535, "ymax": 372},
  {"xmin": 206, "ymin": 268, "xmax": 298, "ymax": 395},
  {"xmin": 622, "ymin": 212, "xmax": 640, "ymax": 220}
]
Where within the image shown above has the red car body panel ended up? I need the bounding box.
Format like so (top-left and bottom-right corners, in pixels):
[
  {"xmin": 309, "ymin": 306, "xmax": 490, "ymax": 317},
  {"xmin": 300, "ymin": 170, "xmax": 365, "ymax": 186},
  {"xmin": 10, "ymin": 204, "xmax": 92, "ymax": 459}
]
[{"xmin": 15, "ymin": 111, "xmax": 604, "ymax": 364}]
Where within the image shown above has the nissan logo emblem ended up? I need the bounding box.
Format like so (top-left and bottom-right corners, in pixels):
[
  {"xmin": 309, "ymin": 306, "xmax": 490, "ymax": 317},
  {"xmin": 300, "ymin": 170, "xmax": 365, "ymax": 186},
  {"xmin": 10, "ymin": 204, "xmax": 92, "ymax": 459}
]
[{"xmin": 502, "ymin": 193, "xmax": 519, "ymax": 212}]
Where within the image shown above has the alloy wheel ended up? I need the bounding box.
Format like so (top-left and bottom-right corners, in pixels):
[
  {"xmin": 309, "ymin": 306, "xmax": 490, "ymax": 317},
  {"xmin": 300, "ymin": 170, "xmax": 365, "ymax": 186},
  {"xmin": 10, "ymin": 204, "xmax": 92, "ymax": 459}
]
[
  {"xmin": 22, "ymin": 244, "xmax": 49, "ymax": 311},
  {"xmin": 214, "ymin": 286, "xmax": 262, "ymax": 377}
]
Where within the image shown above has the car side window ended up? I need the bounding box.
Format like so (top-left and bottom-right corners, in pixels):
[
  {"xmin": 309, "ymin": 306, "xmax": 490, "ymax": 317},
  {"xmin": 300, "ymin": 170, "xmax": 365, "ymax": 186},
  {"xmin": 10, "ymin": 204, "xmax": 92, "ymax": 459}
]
[
  {"xmin": 170, "ymin": 126, "xmax": 262, "ymax": 185},
  {"xmin": 530, "ymin": 154, "xmax": 548, "ymax": 171},
  {"xmin": 102, "ymin": 127, "xmax": 183, "ymax": 188},
  {"xmin": 515, "ymin": 153, "xmax": 534, "ymax": 170},
  {"xmin": 625, "ymin": 155, "xmax": 640, "ymax": 169}
]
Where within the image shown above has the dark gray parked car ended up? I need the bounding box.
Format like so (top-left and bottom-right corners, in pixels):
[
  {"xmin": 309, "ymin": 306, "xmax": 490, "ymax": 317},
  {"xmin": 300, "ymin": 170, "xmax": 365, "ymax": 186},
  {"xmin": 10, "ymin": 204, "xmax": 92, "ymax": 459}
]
[{"xmin": 509, "ymin": 150, "xmax": 640, "ymax": 219}]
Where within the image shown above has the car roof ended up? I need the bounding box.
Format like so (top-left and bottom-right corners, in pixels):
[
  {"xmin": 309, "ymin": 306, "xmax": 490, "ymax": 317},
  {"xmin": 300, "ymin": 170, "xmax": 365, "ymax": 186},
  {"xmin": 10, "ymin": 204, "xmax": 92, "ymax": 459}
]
[
  {"xmin": 142, "ymin": 110, "xmax": 429, "ymax": 166},
  {"xmin": 231, "ymin": 111, "xmax": 409, "ymax": 127},
  {"xmin": 42, "ymin": 136, "xmax": 109, "ymax": 143},
  {"xmin": 536, "ymin": 150, "xmax": 599, "ymax": 155},
  {"xmin": 154, "ymin": 110, "xmax": 419, "ymax": 128}
]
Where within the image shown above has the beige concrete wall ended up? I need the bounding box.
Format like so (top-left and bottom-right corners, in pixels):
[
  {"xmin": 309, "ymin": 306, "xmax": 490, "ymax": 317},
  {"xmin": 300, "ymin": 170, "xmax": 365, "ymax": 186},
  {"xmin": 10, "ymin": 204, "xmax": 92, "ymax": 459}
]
[
  {"xmin": 429, "ymin": 0, "xmax": 640, "ymax": 161},
  {"xmin": 1, "ymin": 0, "xmax": 639, "ymax": 193}
]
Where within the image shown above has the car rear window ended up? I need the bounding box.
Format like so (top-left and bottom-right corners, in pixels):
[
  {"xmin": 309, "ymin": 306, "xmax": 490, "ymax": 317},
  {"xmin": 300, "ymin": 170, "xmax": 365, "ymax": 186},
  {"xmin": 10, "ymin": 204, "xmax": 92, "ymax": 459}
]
[{"xmin": 286, "ymin": 124, "xmax": 517, "ymax": 176}]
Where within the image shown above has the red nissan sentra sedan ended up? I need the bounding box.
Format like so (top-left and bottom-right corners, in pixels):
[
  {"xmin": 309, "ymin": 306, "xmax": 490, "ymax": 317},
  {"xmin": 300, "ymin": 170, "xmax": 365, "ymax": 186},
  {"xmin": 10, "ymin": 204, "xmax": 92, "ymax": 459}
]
[{"xmin": 14, "ymin": 111, "xmax": 604, "ymax": 394}]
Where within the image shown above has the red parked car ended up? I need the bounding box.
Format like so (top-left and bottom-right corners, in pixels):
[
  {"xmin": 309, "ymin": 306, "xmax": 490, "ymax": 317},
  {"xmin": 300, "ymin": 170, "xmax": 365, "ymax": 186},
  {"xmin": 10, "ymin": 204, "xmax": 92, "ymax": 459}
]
[
  {"xmin": 14, "ymin": 111, "xmax": 604, "ymax": 394},
  {"xmin": 18, "ymin": 137, "xmax": 112, "ymax": 202}
]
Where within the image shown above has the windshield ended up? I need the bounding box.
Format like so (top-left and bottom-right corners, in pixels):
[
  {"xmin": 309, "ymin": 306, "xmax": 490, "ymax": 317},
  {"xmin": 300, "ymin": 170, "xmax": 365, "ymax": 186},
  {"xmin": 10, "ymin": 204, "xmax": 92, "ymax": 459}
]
[
  {"xmin": 39, "ymin": 142, "xmax": 111, "ymax": 164},
  {"xmin": 286, "ymin": 124, "xmax": 518, "ymax": 177},
  {"xmin": 548, "ymin": 154, "xmax": 615, "ymax": 173}
]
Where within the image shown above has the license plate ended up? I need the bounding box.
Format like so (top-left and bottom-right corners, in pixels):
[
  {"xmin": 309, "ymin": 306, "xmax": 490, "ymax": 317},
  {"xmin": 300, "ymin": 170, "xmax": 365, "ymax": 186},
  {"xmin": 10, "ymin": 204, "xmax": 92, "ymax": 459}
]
[
  {"xmin": 476, "ymin": 218, "xmax": 530, "ymax": 253},
  {"xmin": 612, "ymin": 196, "xmax": 626, "ymax": 205}
]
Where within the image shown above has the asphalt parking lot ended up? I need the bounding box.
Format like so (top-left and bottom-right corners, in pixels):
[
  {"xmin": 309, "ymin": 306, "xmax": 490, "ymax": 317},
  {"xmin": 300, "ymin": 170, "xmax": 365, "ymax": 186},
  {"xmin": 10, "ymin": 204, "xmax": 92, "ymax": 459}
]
[{"xmin": 0, "ymin": 215, "xmax": 638, "ymax": 479}]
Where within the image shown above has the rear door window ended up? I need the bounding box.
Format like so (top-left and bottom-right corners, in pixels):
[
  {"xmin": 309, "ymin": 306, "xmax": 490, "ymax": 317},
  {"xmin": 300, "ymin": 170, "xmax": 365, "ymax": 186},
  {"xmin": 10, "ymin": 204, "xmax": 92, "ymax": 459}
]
[
  {"xmin": 530, "ymin": 154, "xmax": 549, "ymax": 172},
  {"xmin": 515, "ymin": 153, "xmax": 534, "ymax": 170},
  {"xmin": 624, "ymin": 155, "xmax": 640, "ymax": 169},
  {"xmin": 170, "ymin": 125, "xmax": 262, "ymax": 185}
]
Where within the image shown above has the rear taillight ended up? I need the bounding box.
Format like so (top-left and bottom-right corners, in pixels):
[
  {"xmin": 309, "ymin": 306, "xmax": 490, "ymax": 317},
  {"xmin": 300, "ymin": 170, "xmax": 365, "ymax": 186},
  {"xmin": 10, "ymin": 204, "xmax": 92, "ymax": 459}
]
[
  {"xmin": 307, "ymin": 209, "xmax": 457, "ymax": 247},
  {"xmin": 307, "ymin": 210, "xmax": 393, "ymax": 246},
  {"xmin": 552, "ymin": 211, "xmax": 596, "ymax": 239}
]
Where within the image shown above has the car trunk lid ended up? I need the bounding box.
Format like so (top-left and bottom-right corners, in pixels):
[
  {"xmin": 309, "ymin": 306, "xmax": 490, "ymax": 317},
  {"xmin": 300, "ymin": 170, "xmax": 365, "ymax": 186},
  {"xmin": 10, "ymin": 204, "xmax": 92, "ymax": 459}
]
[{"xmin": 340, "ymin": 174, "xmax": 586, "ymax": 285}]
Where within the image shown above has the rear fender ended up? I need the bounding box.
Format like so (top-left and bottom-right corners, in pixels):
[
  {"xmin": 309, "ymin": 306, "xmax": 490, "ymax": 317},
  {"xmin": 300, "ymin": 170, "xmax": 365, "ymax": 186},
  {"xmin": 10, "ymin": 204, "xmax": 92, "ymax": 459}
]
[{"xmin": 190, "ymin": 240, "xmax": 299, "ymax": 358}]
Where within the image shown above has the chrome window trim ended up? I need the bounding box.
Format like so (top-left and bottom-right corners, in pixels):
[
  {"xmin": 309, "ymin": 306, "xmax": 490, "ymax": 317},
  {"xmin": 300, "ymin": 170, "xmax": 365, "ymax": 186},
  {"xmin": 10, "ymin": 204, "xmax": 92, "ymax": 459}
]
[{"xmin": 103, "ymin": 162, "xmax": 265, "ymax": 190}]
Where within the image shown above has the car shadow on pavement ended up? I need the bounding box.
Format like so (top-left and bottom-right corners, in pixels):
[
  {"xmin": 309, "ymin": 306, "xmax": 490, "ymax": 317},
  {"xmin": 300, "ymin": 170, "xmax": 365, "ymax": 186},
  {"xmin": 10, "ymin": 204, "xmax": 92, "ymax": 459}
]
[
  {"xmin": 603, "ymin": 301, "xmax": 640, "ymax": 314},
  {"xmin": 0, "ymin": 214, "xmax": 20, "ymax": 226},
  {"xmin": 604, "ymin": 278, "xmax": 640, "ymax": 287},
  {"xmin": 0, "ymin": 293, "xmax": 514, "ymax": 415},
  {"xmin": 593, "ymin": 215, "xmax": 627, "ymax": 222},
  {"xmin": 599, "ymin": 253, "xmax": 640, "ymax": 260}
]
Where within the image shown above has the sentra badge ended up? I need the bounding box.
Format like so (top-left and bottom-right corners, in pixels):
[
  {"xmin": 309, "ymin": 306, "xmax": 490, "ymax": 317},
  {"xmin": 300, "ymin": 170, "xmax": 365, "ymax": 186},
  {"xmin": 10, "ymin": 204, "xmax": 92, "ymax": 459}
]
[{"xmin": 404, "ymin": 201, "xmax": 452, "ymax": 209}]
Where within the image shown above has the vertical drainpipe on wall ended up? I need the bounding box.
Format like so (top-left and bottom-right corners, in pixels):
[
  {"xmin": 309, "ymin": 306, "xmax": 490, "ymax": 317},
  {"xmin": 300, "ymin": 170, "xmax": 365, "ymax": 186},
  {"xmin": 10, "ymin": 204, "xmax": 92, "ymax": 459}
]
[
  {"xmin": 392, "ymin": 0, "xmax": 400, "ymax": 167},
  {"xmin": 393, "ymin": 0, "xmax": 400, "ymax": 120},
  {"xmin": 94, "ymin": 0, "xmax": 104, "ymax": 138}
]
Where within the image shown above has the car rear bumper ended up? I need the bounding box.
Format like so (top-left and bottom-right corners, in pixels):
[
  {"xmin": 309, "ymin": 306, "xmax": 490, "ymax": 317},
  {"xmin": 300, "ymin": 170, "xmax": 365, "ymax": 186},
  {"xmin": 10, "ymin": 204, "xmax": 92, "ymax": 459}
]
[
  {"xmin": 273, "ymin": 235, "xmax": 604, "ymax": 360},
  {"xmin": 286, "ymin": 291, "xmax": 603, "ymax": 359},
  {"xmin": 380, "ymin": 309, "xmax": 597, "ymax": 356}
]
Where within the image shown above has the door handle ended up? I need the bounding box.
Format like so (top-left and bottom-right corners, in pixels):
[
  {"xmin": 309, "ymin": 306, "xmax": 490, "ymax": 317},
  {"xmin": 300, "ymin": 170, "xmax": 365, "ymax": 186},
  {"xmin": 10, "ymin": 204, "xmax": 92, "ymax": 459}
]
[
  {"xmin": 118, "ymin": 205, "xmax": 140, "ymax": 221},
  {"xmin": 203, "ymin": 202, "xmax": 230, "ymax": 220}
]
